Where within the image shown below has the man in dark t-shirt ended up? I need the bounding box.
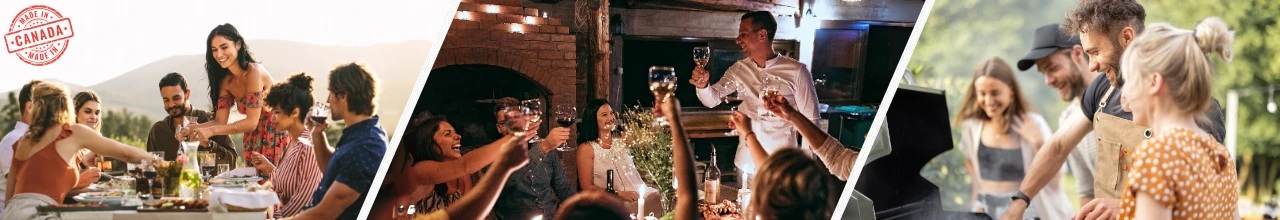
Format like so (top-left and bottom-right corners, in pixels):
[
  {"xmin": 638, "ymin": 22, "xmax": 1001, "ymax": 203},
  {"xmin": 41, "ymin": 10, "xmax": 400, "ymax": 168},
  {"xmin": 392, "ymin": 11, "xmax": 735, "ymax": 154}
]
[
  {"xmin": 1005, "ymin": 1, "xmax": 1226, "ymax": 219},
  {"xmin": 1079, "ymin": 73, "xmax": 1226, "ymax": 142}
]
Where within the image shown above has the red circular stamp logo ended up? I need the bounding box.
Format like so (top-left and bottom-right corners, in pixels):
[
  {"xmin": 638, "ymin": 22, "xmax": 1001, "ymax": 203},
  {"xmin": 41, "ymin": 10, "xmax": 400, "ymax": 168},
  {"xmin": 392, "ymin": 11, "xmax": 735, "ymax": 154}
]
[{"xmin": 6, "ymin": 5, "xmax": 74, "ymax": 66}]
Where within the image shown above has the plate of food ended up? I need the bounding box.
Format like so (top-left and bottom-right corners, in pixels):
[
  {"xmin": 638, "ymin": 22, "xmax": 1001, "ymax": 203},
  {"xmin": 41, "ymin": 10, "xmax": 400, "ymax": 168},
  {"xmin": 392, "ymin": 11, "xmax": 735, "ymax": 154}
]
[
  {"xmin": 225, "ymin": 175, "xmax": 263, "ymax": 182},
  {"xmin": 138, "ymin": 198, "xmax": 210, "ymax": 212},
  {"xmin": 36, "ymin": 204, "xmax": 137, "ymax": 212},
  {"xmin": 73, "ymin": 191, "xmax": 128, "ymax": 205}
]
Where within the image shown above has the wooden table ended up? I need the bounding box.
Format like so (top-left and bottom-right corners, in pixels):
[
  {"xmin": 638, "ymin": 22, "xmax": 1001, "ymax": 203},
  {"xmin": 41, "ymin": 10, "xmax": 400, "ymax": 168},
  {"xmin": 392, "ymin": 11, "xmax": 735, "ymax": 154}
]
[{"xmin": 48, "ymin": 211, "xmax": 265, "ymax": 220}]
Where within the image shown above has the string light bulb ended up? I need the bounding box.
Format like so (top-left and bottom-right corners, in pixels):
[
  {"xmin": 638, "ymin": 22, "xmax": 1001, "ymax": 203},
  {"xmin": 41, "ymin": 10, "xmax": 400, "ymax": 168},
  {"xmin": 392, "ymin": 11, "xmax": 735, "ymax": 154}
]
[
  {"xmin": 486, "ymin": 5, "xmax": 500, "ymax": 13},
  {"xmin": 1268, "ymin": 85, "xmax": 1276, "ymax": 113}
]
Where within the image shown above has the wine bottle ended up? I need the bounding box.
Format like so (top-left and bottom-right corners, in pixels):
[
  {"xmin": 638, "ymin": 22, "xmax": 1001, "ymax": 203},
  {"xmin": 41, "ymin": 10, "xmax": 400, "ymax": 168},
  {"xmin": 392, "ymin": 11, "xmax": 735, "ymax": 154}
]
[
  {"xmin": 705, "ymin": 147, "xmax": 722, "ymax": 202},
  {"xmin": 605, "ymin": 169, "xmax": 618, "ymax": 195}
]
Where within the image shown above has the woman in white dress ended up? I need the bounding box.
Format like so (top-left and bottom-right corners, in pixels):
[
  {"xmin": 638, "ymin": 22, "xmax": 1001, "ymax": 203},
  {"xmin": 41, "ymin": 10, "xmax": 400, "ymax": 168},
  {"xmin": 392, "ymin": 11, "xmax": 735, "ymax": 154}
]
[{"xmin": 575, "ymin": 99, "xmax": 656, "ymax": 206}]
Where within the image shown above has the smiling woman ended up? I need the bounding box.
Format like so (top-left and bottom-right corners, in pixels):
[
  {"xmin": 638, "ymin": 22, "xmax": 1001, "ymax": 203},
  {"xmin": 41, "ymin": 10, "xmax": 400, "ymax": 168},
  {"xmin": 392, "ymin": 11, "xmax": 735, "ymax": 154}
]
[
  {"xmin": 180, "ymin": 23, "xmax": 291, "ymax": 166},
  {"xmin": 73, "ymin": 90, "xmax": 101, "ymax": 131}
]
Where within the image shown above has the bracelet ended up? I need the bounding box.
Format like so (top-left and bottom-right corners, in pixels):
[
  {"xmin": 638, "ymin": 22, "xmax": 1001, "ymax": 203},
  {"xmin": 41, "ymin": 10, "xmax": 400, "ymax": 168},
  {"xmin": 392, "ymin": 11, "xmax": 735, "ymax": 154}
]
[{"xmin": 1011, "ymin": 190, "xmax": 1032, "ymax": 204}]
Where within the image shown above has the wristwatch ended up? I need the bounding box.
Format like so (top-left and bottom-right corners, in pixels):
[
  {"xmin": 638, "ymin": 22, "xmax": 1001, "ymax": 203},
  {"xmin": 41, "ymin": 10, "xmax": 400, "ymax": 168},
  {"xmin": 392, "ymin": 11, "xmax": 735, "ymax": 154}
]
[{"xmin": 1011, "ymin": 190, "xmax": 1031, "ymax": 204}]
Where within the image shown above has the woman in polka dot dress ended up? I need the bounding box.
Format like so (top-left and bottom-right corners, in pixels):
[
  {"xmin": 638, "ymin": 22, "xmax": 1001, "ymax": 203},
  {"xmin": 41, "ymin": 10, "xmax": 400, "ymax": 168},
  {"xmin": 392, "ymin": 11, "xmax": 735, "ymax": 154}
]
[{"xmin": 1114, "ymin": 17, "xmax": 1239, "ymax": 219}]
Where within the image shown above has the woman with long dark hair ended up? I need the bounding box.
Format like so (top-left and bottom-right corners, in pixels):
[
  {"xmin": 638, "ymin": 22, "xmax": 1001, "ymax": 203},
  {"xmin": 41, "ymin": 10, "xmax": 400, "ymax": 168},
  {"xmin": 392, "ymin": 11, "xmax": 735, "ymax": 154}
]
[
  {"xmin": 180, "ymin": 23, "xmax": 290, "ymax": 165},
  {"xmin": 72, "ymin": 91, "xmax": 101, "ymax": 131},
  {"xmin": 574, "ymin": 99, "xmax": 652, "ymax": 206},
  {"xmin": 955, "ymin": 57, "xmax": 1070, "ymax": 219},
  {"xmin": 369, "ymin": 111, "xmax": 520, "ymax": 219}
]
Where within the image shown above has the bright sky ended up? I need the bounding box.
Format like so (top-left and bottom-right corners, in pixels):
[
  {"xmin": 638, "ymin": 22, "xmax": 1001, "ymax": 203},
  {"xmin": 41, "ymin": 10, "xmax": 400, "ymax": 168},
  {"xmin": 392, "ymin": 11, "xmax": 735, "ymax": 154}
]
[{"xmin": 0, "ymin": 0, "xmax": 456, "ymax": 91}]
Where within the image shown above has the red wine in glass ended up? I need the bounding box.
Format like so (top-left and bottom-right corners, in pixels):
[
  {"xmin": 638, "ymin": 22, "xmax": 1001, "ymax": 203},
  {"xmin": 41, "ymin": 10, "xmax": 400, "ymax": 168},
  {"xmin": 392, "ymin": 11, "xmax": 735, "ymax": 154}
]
[
  {"xmin": 556, "ymin": 119, "xmax": 576, "ymax": 127},
  {"xmin": 309, "ymin": 115, "xmax": 327, "ymax": 126},
  {"xmin": 723, "ymin": 93, "xmax": 745, "ymax": 136}
]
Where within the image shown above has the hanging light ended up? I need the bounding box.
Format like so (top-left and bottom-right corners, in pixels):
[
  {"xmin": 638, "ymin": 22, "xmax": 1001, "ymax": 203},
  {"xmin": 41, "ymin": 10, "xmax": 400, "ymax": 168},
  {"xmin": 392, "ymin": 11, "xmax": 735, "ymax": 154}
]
[
  {"xmin": 525, "ymin": 16, "xmax": 537, "ymax": 24},
  {"xmin": 486, "ymin": 5, "xmax": 500, "ymax": 13},
  {"xmin": 1268, "ymin": 85, "xmax": 1276, "ymax": 113}
]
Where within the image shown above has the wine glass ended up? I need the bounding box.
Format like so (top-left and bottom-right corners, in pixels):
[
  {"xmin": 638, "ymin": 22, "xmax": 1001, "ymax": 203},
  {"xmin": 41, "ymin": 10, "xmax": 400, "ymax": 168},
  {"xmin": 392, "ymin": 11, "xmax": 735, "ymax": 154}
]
[
  {"xmin": 553, "ymin": 106, "xmax": 579, "ymax": 151},
  {"xmin": 300, "ymin": 102, "xmax": 330, "ymax": 145},
  {"xmin": 522, "ymin": 99, "xmax": 545, "ymax": 143},
  {"xmin": 649, "ymin": 66, "xmax": 676, "ymax": 126},
  {"xmin": 139, "ymin": 160, "xmax": 157, "ymax": 201},
  {"xmin": 719, "ymin": 81, "xmax": 745, "ymax": 136},
  {"xmin": 693, "ymin": 46, "xmax": 711, "ymax": 84},
  {"xmin": 199, "ymin": 151, "xmax": 215, "ymax": 180},
  {"xmin": 217, "ymin": 164, "xmax": 230, "ymax": 177},
  {"xmin": 759, "ymin": 76, "xmax": 789, "ymax": 119},
  {"xmin": 502, "ymin": 106, "xmax": 531, "ymax": 137}
]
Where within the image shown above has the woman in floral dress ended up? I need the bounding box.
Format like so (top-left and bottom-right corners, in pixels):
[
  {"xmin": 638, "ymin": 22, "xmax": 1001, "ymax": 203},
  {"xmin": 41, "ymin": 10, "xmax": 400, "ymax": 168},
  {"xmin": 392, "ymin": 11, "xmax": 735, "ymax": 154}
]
[{"xmin": 180, "ymin": 23, "xmax": 289, "ymax": 165}]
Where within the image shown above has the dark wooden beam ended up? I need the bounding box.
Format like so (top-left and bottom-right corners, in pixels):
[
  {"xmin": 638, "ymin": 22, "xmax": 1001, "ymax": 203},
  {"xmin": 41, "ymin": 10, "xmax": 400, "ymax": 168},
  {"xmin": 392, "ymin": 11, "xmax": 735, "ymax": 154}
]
[{"xmin": 626, "ymin": 0, "xmax": 798, "ymax": 14}]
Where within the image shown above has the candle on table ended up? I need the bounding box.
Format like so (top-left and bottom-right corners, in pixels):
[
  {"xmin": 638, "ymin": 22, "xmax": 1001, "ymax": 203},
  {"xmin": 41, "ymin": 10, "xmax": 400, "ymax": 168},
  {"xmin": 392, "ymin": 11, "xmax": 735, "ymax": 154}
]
[{"xmin": 636, "ymin": 186, "xmax": 646, "ymax": 217}]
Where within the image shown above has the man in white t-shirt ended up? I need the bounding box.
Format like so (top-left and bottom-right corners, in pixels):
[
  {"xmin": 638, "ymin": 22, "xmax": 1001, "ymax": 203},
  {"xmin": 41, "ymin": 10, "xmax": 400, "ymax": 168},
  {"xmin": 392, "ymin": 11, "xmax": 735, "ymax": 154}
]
[
  {"xmin": 690, "ymin": 11, "xmax": 820, "ymax": 176},
  {"xmin": 0, "ymin": 80, "xmax": 40, "ymax": 214}
]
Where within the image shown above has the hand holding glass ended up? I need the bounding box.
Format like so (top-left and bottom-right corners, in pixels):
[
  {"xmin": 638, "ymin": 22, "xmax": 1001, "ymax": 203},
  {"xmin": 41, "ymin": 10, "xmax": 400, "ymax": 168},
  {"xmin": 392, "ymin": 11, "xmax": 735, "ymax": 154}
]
[
  {"xmin": 522, "ymin": 99, "xmax": 544, "ymax": 143},
  {"xmin": 649, "ymin": 66, "xmax": 677, "ymax": 126},
  {"xmin": 553, "ymin": 105, "xmax": 578, "ymax": 151}
]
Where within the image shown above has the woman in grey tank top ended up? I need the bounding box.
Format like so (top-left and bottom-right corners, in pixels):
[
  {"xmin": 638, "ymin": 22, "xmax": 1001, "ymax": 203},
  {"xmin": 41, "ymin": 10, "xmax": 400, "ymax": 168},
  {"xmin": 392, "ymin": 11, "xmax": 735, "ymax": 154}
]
[{"xmin": 955, "ymin": 58, "xmax": 1072, "ymax": 220}]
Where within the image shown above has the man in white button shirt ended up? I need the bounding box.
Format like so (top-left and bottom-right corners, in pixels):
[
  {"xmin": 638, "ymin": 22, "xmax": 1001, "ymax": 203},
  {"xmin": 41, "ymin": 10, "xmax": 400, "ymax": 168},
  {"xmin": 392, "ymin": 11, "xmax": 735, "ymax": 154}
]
[
  {"xmin": 0, "ymin": 80, "xmax": 40, "ymax": 214},
  {"xmin": 690, "ymin": 11, "xmax": 820, "ymax": 177}
]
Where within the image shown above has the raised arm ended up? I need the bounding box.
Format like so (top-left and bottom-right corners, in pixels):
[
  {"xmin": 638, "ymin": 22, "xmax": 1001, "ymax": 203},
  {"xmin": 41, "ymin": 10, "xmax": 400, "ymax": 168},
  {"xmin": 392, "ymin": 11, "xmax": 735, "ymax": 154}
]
[
  {"xmin": 442, "ymin": 133, "xmax": 529, "ymax": 220},
  {"xmin": 401, "ymin": 135, "xmax": 517, "ymax": 191},
  {"xmin": 1003, "ymin": 115, "xmax": 1093, "ymax": 219},
  {"xmin": 730, "ymin": 112, "xmax": 768, "ymax": 167},
  {"xmin": 790, "ymin": 65, "xmax": 822, "ymax": 149},
  {"xmin": 656, "ymin": 98, "xmax": 698, "ymax": 220},
  {"xmin": 576, "ymin": 142, "xmax": 602, "ymax": 192},
  {"xmin": 693, "ymin": 67, "xmax": 730, "ymax": 108},
  {"xmin": 74, "ymin": 125, "xmax": 158, "ymax": 164}
]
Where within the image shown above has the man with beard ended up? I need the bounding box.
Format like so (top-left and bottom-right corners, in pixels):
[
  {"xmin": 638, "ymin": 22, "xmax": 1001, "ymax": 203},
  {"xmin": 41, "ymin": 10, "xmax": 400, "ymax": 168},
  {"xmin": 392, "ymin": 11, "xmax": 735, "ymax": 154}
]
[
  {"xmin": 490, "ymin": 97, "xmax": 575, "ymax": 220},
  {"xmin": 1016, "ymin": 23, "xmax": 1100, "ymax": 205},
  {"xmin": 1002, "ymin": 0, "xmax": 1226, "ymax": 219},
  {"xmin": 147, "ymin": 72, "xmax": 238, "ymax": 165}
]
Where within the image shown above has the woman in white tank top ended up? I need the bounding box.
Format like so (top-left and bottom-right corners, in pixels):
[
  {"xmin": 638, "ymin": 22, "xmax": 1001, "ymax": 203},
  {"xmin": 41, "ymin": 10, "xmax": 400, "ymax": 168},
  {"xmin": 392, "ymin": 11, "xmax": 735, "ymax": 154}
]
[{"xmin": 575, "ymin": 99, "xmax": 656, "ymax": 207}]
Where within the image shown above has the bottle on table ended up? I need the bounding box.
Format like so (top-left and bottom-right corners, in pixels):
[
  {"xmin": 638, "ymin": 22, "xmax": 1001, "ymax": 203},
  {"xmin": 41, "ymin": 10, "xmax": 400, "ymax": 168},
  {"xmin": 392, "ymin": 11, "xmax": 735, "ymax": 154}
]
[
  {"xmin": 605, "ymin": 169, "xmax": 618, "ymax": 195},
  {"xmin": 705, "ymin": 147, "xmax": 721, "ymax": 202}
]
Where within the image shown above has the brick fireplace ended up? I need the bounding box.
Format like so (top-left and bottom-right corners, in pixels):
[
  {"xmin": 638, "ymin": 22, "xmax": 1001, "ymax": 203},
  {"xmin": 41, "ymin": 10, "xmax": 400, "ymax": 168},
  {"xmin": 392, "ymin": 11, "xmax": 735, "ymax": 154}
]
[
  {"xmin": 433, "ymin": 0, "xmax": 578, "ymax": 111},
  {"xmin": 424, "ymin": 0, "xmax": 586, "ymax": 187}
]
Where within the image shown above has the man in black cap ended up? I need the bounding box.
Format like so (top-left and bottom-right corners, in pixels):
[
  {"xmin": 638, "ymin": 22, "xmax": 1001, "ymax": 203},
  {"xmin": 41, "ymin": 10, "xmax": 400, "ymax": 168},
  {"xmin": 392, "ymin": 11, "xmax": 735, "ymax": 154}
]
[{"xmin": 1017, "ymin": 23, "xmax": 1100, "ymax": 206}]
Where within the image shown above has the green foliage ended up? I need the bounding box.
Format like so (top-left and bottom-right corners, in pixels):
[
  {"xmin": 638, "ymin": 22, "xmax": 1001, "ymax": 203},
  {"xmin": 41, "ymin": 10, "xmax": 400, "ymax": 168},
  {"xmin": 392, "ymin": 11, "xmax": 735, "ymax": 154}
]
[
  {"xmin": 0, "ymin": 92, "xmax": 20, "ymax": 132},
  {"xmin": 100, "ymin": 108, "xmax": 153, "ymax": 141},
  {"xmin": 620, "ymin": 106, "xmax": 676, "ymax": 211},
  {"xmin": 908, "ymin": 0, "xmax": 1280, "ymax": 209}
]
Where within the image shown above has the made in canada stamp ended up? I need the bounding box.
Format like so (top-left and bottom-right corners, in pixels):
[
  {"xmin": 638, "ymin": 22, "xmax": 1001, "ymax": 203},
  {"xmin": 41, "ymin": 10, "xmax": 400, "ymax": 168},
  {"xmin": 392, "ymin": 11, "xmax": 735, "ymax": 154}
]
[{"xmin": 6, "ymin": 5, "xmax": 74, "ymax": 66}]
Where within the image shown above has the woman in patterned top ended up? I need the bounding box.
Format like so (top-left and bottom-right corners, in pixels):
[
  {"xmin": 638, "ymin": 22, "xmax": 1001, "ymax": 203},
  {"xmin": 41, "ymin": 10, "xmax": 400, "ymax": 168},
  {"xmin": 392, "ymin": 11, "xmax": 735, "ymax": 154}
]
[
  {"xmin": 248, "ymin": 73, "xmax": 324, "ymax": 218},
  {"xmin": 1115, "ymin": 17, "xmax": 1239, "ymax": 219},
  {"xmin": 180, "ymin": 23, "xmax": 290, "ymax": 165}
]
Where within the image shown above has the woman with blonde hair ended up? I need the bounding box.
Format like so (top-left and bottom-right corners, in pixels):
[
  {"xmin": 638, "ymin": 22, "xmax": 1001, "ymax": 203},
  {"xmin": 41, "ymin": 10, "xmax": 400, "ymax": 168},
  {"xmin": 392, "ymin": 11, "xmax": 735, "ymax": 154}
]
[
  {"xmin": 1115, "ymin": 17, "xmax": 1238, "ymax": 219},
  {"xmin": 955, "ymin": 57, "xmax": 1071, "ymax": 219},
  {"xmin": 1, "ymin": 82, "xmax": 160, "ymax": 219}
]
